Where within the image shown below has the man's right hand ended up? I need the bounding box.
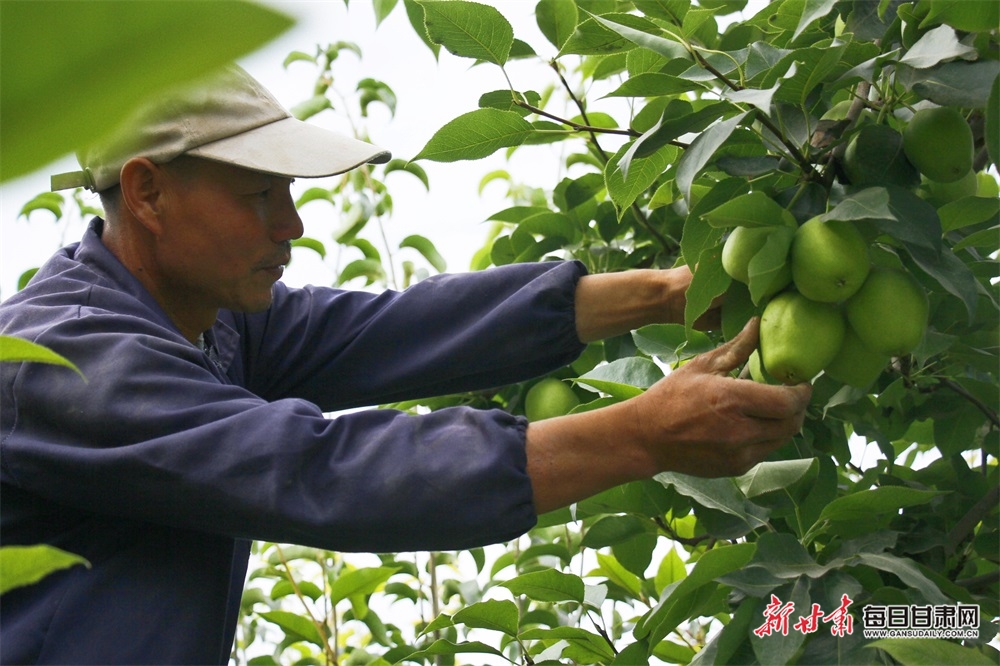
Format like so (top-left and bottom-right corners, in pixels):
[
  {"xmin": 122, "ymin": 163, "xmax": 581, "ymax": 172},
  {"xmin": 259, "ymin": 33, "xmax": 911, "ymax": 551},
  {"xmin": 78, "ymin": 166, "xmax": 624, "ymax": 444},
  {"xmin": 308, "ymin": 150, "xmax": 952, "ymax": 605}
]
[
  {"xmin": 628, "ymin": 317, "xmax": 812, "ymax": 479},
  {"xmin": 525, "ymin": 317, "xmax": 812, "ymax": 514}
]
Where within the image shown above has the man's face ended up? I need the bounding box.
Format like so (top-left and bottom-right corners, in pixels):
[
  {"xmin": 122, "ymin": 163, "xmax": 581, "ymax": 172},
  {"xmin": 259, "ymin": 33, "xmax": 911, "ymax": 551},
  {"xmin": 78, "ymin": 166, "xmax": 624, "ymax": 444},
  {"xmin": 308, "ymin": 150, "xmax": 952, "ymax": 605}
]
[{"xmin": 153, "ymin": 157, "xmax": 303, "ymax": 317}]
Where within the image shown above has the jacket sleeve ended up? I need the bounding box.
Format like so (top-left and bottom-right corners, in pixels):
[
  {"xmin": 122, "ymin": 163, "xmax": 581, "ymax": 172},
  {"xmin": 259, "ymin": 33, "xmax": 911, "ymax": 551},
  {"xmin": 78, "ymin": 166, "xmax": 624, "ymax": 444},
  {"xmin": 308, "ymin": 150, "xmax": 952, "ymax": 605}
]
[
  {"xmin": 235, "ymin": 260, "xmax": 588, "ymax": 410},
  {"xmin": 1, "ymin": 319, "xmax": 536, "ymax": 552}
]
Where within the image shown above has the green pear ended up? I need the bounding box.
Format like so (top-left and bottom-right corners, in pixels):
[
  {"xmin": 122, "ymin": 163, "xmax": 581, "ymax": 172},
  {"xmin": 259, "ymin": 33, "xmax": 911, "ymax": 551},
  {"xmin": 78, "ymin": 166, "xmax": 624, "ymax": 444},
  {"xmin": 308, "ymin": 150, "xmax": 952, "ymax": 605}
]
[
  {"xmin": 903, "ymin": 107, "xmax": 974, "ymax": 184},
  {"xmin": 846, "ymin": 267, "xmax": 929, "ymax": 356},
  {"xmin": 824, "ymin": 326, "xmax": 889, "ymax": 388},
  {"xmin": 791, "ymin": 217, "xmax": 871, "ymax": 303},
  {"xmin": 760, "ymin": 291, "xmax": 846, "ymax": 385},
  {"xmin": 525, "ymin": 378, "xmax": 580, "ymax": 421},
  {"xmin": 747, "ymin": 349, "xmax": 779, "ymax": 385},
  {"xmin": 722, "ymin": 226, "xmax": 792, "ymax": 299}
]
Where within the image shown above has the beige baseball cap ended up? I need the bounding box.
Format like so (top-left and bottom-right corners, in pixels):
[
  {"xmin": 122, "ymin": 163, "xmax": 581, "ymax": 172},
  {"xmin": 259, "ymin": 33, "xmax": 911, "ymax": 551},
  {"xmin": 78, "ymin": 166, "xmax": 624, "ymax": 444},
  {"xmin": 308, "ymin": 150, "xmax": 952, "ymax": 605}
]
[{"xmin": 51, "ymin": 65, "xmax": 391, "ymax": 192}]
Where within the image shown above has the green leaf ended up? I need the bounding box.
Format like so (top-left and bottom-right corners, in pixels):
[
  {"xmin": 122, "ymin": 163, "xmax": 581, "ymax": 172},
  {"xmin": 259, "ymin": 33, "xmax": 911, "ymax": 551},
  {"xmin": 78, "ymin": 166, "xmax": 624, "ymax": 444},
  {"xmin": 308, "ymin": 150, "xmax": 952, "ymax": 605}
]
[
  {"xmin": 373, "ymin": 0, "xmax": 400, "ymax": 27},
  {"xmin": 291, "ymin": 237, "xmax": 327, "ymax": 259},
  {"xmin": 899, "ymin": 24, "xmax": 976, "ymax": 70},
  {"xmin": 517, "ymin": 211, "xmax": 583, "ymax": 245},
  {"xmin": 418, "ymin": 0, "xmax": 513, "ymax": 65},
  {"xmin": 735, "ymin": 459, "xmax": 818, "ymax": 498},
  {"xmin": 582, "ymin": 515, "xmax": 655, "ymax": 549},
  {"xmin": 938, "ymin": 196, "xmax": 1000, "ymax": 232},
  {"xmin": 816, "ymin": 486, "xmax": 945, "ymax": 524},
  {"xmin": 290, "ymin": 94, "xmax": 332, "ymax": 121},
  {"xmin": 402, "ymin": 0, "xmax": 441, "ymax": 58},
  {"xmin": 793, "ymin": 0, "xmax": 838, "ymax": 40},
  {"xmin": 852, "ymin": 552, "xmax": 949, "ymax": 605},
  {"xmin": 578, "ymin": 357, "xmax": 664, "ymax": 394},
  {"xmin": 605, "ymin": 141, "xmax": 678, "ymax": 218},
  {"xmin": 899, "ymin": 60, "xmax": 1000, "ymax": 109},
  {"xmin": 452, "ymin": 599, "xmax": 519, "ymax": 636},
  {"xmin": 0, "ymin": 336, "xmax": 83, "ymax": 377},
  {"xmin": 559, "ymin": 16, "xmax": 632, "ymax": 56},
  {"xmin": 259, "ymin": 610, "xmax": 326, "ymax": 647},
  {"xmin": 702, "ymin": 192, "xmax": 795, "ymax": 229},
  {"xmin": 270, "ymin": 579, "xmax": 323, "ymax": 601},
  {"xmin": 348, "ymin": 238, "xmax": 382, "ymax": 262},
  {"xmin": 684, "ymin": 244, "xmax": 729, "ymax": 337},
  {"xmin": 868, "ymin": 638, "xmax": 996, "ymax": 665},
  {"xmin": 589, "ymin": 13, "xmax": 690, "ymax": 61},
  {"xmin": 0, "ymin": 545, "xmax": 89, "ymax": 595},
  {"xmin": 295, "ymin": 187, "xmax": 334, "ymax": 208},
  {"xmin": 500, "ymin": 569, "xmax": 585, "ymax": 603},
  {"xmin": 821, "ymin": 186, "xmax": 894, "ymax": 223},
  {"xmin": 329, "ymin": 566, "xmax": 400, "ymax": 606},
  {"xmin": 535, "ymin": 0, "xmax": 578, "ymax": 50},
  {"xmin": 282, "ymin": 50, "xmax": 316, "ymax": 68},
  {"xmin": 676, "ymin": 112, "xmax": 748, "ymax": 201},
  {"xmin": 656, "ymin": 472, "xmax": 769, "ymax": 530},
  {"xmin": 519, "ymin": 626, "xmax": 616, "ymax": 662},
  {"xmin": 337, "ymin": 259, "xmax": 385, "ymax": 286},
  {"xmin": 0, "ymin": 0, "xmax": 293, "ymax": 182},
  {"xmin": 384, "ymin": 159, "xmax": 430, "ymax": 190},
  {"xmin": 18, "ymin": 192, "xmax": 64, "ymax": 220},
  {"xmin": 654, "ymin": 546, "xmax": 687, "ymax": 595},
  {"xmin": 906, "ymin": 240, "xmax": 979, "ymax": 324},
  {"xmin": 636, "ymin": 542, "xmax": 757, "ymax": 645},
  {"xmin": 357, "ymin": 78, "xmax": 397, "ymax": 117},
  {"xmin": 17, "ymin": 269, "xmax": 39, "ymax": 291},
  {"xmin": 413, "ymin": 109, "xmax": 534, "ymax": 162},
  {"xmin": 747, "ymin": 226, "xmax": 794, "ymax": 305},
  {"xmin": 632, "ymin": 323, "xmax": 715, "ymax": 364},
  {"xmin": 407, "ymin": 639, "xmax": 504, "ymax": 661},
  {"xmin": 605, "ymin": 72, "xmax": 708, "ymax": 98},
  {"xmin": 594, "ymin": 551, "xmax": 643, "ymax": 598},
  {"xmin": 632, "ymin": 100, "xmax": 733, "ymax": 160},
  {"xmin": 400, "ymin": 235, "xmax": 447, "ymax": 273}
]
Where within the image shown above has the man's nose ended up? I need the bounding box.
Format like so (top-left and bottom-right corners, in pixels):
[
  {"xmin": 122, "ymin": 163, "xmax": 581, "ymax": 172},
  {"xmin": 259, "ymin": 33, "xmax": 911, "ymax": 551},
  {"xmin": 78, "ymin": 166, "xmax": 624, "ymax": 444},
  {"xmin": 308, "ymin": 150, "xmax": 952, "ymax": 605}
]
[{"xmin": 270, "ymin": 188, "xmax": 304, "ymax": 242}]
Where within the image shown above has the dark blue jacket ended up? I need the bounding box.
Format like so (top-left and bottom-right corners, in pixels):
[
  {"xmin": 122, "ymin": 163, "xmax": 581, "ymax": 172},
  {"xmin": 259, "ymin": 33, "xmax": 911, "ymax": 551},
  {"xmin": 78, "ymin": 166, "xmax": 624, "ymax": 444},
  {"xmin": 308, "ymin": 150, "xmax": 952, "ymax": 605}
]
[{"xmin": 0, "ymin": 219, "xmax": 586, "ymax": 664}]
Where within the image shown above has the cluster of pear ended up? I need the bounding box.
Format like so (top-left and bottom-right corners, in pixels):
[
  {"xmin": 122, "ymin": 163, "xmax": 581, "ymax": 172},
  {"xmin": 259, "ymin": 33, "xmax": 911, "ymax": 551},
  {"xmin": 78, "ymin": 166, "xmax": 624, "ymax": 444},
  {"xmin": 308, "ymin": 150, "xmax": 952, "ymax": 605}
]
[
  {"xmin": 842, "ymin": 105, "xmax": 988, "ymax": 204},
  {"xmin": 724, "ymin": 217, "xmax": 929, "ymax": 388}
]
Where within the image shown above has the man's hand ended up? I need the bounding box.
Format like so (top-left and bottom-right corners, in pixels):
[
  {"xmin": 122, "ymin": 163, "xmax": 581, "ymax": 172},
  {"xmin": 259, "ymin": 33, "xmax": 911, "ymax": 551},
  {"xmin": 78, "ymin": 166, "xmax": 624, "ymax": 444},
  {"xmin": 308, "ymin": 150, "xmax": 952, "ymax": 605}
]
[
  {"xmin": 628, "ymin": 317, "xmax": 811, "ymax": 478},
  {"xmin": 525, "ymin": 318, "xmax": 811, "ymax": 514}
]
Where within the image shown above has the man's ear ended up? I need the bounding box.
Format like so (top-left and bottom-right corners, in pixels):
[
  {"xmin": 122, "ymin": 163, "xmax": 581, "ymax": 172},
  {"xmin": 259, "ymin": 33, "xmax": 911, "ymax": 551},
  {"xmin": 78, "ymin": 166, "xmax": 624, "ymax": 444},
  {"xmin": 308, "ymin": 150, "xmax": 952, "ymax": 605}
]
[{"xmin": 119, "ymin": 157, "xmax": 166, "ymax": 235}]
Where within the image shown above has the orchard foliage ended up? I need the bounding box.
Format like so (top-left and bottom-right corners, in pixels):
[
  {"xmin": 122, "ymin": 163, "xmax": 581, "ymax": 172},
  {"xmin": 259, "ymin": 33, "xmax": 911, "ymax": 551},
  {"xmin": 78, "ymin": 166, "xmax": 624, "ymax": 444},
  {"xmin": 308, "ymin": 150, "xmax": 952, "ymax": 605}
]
[{"xmin": 7, "ymin": 0, "xmax": 999, "ymax": 664}]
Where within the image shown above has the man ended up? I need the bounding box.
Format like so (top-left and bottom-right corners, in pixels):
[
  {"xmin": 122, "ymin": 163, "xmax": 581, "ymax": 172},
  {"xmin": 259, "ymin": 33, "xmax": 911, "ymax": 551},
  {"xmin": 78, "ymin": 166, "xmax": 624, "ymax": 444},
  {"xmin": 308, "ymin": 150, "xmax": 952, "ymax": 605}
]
[{"xmin": 0, "ymin": 65, "xmax": 810, "ymax": 663}]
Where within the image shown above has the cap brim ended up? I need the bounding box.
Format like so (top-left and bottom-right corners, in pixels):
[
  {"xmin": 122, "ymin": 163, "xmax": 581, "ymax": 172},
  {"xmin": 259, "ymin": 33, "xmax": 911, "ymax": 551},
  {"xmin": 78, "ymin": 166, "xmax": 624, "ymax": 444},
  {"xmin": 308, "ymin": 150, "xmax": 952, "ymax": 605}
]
[{"xmin": 186, "ymin": 117, "xmax": 391, "ymax": 179}]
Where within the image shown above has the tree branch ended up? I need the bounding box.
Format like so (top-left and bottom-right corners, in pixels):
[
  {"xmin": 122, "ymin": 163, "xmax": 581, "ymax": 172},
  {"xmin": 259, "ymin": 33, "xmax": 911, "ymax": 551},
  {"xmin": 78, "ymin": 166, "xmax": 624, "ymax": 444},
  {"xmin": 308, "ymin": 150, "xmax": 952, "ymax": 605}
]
[
  {"xmin": 688, "ymin": 49, "xmax": 820, "ymax": 180},
  {"xmin": 939, "ymin": 377, "xmax": 1000, "ymax": 429},
  {"xmin": 947, "ymin": 485, "xmax": 1000, "ymax": 556},
  {"xmin": 956, "ymin": 570, "xmax": 1000, "ymax": 592}
]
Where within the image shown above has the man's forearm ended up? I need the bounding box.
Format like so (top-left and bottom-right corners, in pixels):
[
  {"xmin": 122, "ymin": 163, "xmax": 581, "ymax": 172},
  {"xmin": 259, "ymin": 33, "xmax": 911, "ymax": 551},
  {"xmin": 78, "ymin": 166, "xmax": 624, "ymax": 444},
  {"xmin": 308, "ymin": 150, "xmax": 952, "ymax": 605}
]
[
  {"xmin": 525, "ymin": 400, "xmax": 652, "ymax": 514},
  {"xmin": 573, "ymin": 268, "xmax": 690, "ymax": 343}
]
